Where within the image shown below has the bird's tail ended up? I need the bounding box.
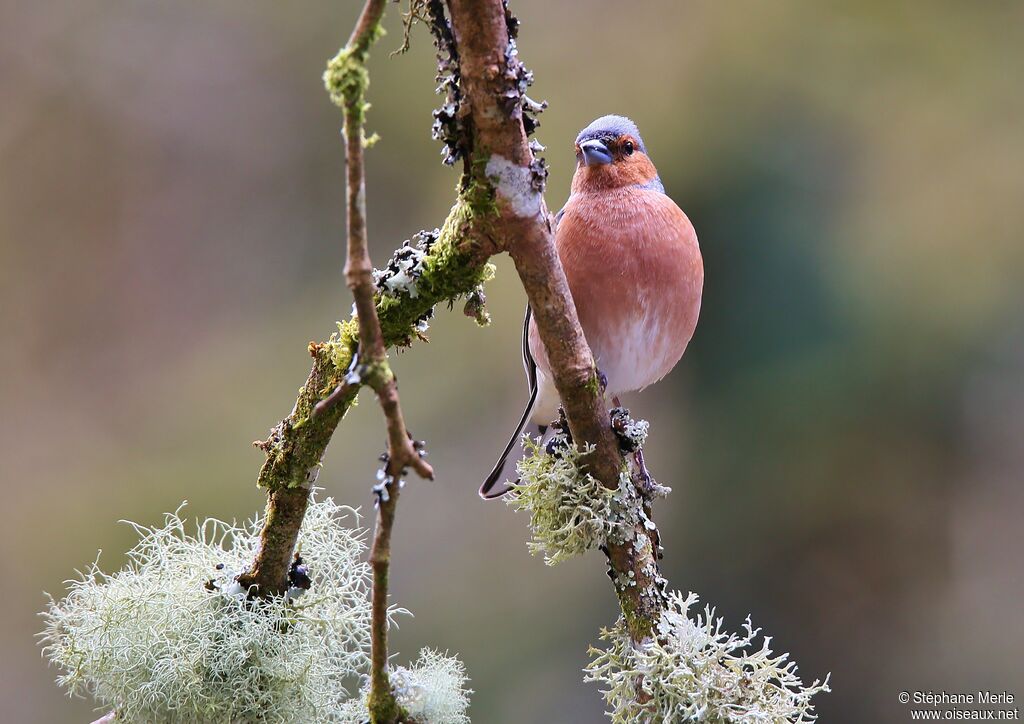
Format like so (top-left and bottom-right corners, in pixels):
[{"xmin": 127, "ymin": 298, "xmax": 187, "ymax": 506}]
[{"xmin": 479, "ymin": 306, "xmax": 539, "ymax": 500}]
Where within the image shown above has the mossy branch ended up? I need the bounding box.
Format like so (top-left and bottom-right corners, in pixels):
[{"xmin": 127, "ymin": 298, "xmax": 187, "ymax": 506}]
[
  {"xmin": 237, "ymin": 2, "xmax": 498, "ymax": 600},
  {"xmin": 443, "ymin": 0, "xmax": 666, "ymax": 647},
  {"xmin": 238, "ymin": 194, "xmax": 495, "ymax": 601},
  {"xmin": 238, "ymin": 3, "xmax": 498, "ymax": 722}
]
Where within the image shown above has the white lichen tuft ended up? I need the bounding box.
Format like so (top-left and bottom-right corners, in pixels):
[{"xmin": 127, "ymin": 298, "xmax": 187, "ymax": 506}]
[
  {"xmin": 373, "ymin": 241, "xmax": 427, "ymax": 298},
  {"xmin": 585, "ymin": 590, "xmax": 831, "ymax": 723},
  {"xmin": 336, "ymin": 649, "xmax": 472, "ymax": 724},
  {"xmin": 484, "ymin": 154, "xmax": 542, "ymax": 218},
  {"xmin": 393, "ymin": 648, "xmax": 472, "ymax": 724},
  {"xmin": 609, "ymin": 407, "xmax": 649, "ymax": 451},
  {"xmin": 40, "ymin": 497, "xmax": 376, "ymax": 723},
  {"xmin": 508, "ymin": 435, "xmax": 640, "ymax": 565},
  {"xmin": 373, "ymin": 229, "xmax": 439, "ymax": 301},
  {"xmin": 334, "ymin": 697, "xmax": 371, "ymax": 723}
]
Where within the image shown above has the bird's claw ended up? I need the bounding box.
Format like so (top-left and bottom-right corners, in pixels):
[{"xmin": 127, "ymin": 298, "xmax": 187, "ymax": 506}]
[{"xmin": 633, "ymin": 447, "xmax": 670, "ymax": 498}]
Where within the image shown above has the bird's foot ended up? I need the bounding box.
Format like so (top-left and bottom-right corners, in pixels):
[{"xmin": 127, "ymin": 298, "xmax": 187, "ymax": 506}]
[
  {"xmin": 633, "ymin": 447, "xmax": 671, "ymax": 499},
  {"xmin": 634, "ymin": 447, "xmax": 653, "ymax": 490},
  {"xmin": 545, "ymin": 408, "xmax": 573, "ymax": 456}
]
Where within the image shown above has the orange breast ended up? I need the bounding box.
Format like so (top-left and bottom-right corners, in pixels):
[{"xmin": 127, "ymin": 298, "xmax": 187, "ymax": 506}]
[{"xmin": 530, "ymin": 187, "xmax": 703, "ymax": 396}]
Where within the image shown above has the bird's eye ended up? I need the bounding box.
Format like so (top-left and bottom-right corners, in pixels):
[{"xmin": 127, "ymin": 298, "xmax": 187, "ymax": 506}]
[{"xmin": 622, "ymin": 141, "xmax": 635, "ymax": 156}]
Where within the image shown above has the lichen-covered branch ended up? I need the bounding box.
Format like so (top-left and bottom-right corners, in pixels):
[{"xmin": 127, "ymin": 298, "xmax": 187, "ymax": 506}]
[
  {"xmin": 238, "ymin": 197, "xmax": 495, "ymax": 601},
  {"xmin": 443, "ymin": 0, "xmax": 666, "ymax": 645},
  {"xmin": 237, "ymin": 21, "xmax": 499, "ymax": 603}
]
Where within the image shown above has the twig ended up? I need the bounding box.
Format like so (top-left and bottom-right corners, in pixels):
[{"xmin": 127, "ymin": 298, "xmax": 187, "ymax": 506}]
[{"xmin": 329, "ymin": 2, "xmax": 436, "ymax": 721}]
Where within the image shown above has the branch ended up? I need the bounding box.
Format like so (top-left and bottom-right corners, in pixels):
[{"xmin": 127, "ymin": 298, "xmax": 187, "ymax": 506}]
[
  {"xmin": 325, "ymin": 2, "xmax": 434, "ymax": 721},
  {"xmin": 444, "ymin": 0, "xmax": 666, "ymax": 643},
  {"xmin": 238, "ymin": 97, "xmax": 498, "ymax": 600}
]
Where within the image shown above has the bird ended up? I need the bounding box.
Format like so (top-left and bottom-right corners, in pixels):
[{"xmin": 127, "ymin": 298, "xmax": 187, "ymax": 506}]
[{"xmin": 480, "ymin": 115, "xmax": 704, "ymax": 498}]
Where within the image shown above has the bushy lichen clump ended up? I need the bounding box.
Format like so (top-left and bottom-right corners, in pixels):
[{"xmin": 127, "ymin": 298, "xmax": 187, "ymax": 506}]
[
  {"xmin": 41, "ymin": 498, "xmax": 375, "ymax": 723},
  {"xmin": 508, "ymin": 435, "xmax": 640, "ymax": 565},
  {"xmin": 339, "ymin": 648, "xmax": 472, "ymax": 724},
  {"xmin": 585, "ymin": 590, "xmax": 831, "ymax": 723}
]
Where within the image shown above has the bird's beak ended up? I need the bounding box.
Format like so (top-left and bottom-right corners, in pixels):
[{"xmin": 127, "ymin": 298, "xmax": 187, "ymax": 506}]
[{"xmin": 579, "ymin": 139, "xmax": 613, "ymax": 167}]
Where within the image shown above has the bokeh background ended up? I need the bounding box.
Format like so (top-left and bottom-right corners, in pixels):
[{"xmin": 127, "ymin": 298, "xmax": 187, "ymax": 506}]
[{"xmin": 3, "ymin": 1, "xmax": 1023, "ymax": 721}]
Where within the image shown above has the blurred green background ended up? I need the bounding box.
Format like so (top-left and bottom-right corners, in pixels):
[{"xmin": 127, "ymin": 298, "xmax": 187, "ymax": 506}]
[{"xmin": 3, "ymin": 1, "xmax": 1023, "ymax": 721}]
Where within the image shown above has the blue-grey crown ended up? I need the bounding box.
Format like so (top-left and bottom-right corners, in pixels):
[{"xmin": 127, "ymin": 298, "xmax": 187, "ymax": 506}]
[{"xmin": 575, "ymin": 115, "xmax": 647, "ymax": 153}]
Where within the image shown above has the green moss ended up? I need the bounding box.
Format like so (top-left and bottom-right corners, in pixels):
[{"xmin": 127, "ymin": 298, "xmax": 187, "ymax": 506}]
[
  {"xmin": 368, "ymin": 691, "xmax": 406, "ymax": 723},
  {"xmin": 376, "ymin": 197, "xmax": 496, "ymax": 346},
  {"xmin": 323, "ymin": 24, "xmax": 386, "ymax": 123},
  {"xmin": 615, "ymin": 590, "xmax": 656, "ymax": 644},
  {"xmin": 462, "ymin": 165, "xmax": 499, "ymax": 219},
  {"xmin": 314, "ymin": 321, "xmax": 359, "ymax": 395},
  {"xmin": 324, "ymin": 46, "xmax": 368, "ymax": 110}
]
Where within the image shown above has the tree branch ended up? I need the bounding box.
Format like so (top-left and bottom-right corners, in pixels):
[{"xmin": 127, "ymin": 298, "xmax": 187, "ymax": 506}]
[
  {"xmin": 238, "ymin": 112, "xmax": 497, "ymax": 599},
  {"xmin": 445, "ymin": 0, "xmax": 666, "ymax": 644},
  {"xmin": 327, "ymin": 3, "xmax": 435, "ymax": 721}
]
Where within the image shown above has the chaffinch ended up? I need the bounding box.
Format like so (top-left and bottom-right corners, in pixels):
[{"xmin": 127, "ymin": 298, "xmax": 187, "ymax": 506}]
[{"xmin": 482, "ymin": 115, "xmax": 703, "ymax": 498}]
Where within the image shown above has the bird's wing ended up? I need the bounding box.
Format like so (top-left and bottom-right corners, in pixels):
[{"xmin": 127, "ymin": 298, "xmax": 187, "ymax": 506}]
[
  {"xmin": 479, "ymin": 202, "xmax": 568, "ymax": 498},
  {"xmin": 479, "ymin": 305, "xmax": 539, "ymax": 499}
]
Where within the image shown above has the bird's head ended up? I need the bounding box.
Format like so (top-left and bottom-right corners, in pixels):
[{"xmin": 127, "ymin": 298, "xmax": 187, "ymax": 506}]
[{"xmin": 571, "ymin": 115, "xmax": 661, "ymax": 193}]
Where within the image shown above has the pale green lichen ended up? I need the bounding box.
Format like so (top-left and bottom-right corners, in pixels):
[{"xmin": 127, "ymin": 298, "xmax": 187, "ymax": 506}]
[
  {"xmin": 585, "ymin": 590, "xmax": 831, "ymax": 723},
  {"xmin": 40, "ymin": 497, "xmax": 377, "ymax": 723},
  {"xmin": 391, "ymin": 649, "xmax": 472, "ymax": 724},
  {"xmin": 508, "ymin": 436, "xmax": 635, "ymax": 565},
  {"xmin": 339, "ymin": 648, "xmax": 472, "ymax": 724}
]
